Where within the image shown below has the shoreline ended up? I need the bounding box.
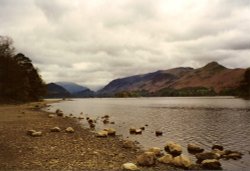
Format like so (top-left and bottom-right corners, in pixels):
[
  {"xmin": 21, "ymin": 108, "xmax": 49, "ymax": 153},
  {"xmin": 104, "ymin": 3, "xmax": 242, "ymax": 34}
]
[{"xmin": 0, "ymin": 100, "xmax": 177, "ymax": 170}]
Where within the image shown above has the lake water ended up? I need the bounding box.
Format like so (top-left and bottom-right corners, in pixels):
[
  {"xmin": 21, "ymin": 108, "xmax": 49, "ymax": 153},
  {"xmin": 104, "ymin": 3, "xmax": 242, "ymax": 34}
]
[{"xmin": 45, "ymin": 97, "xmax": 250, "ymax": 170}]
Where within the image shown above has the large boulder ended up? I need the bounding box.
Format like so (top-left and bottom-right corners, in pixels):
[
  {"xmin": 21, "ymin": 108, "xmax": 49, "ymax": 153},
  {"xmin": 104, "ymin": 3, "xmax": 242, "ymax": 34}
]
[
  {"xmin": 187, "ymin": 143, "xmax": 204, "ymax": 154},
  {"xmin": 96, "ymin": 130, "xmax": 108, "ymax": 137},
  {"xmin": 136, "ymin": 152, "xmax": 156, "ymax": 166},
  {"xmin": 172, "ymin": 155, "xmax": 192, "ymax": 169},
  {"xmin": 201, "ymin": 159, "xmax": 222, "ymax": 170},
  {"xmin": 165, "ymin": 142, "xmax": 182, "ymax": 156},
  {"xmin": 121, "ymin": 163, "xmax": 139, "ymax": 171},
  {"xmin": 147, "ymin": 147, "xmax": 163, "ymax": 157},
  {"xmin": 65, "ymin": 127, "xmax": 74, "ymax": 133},
  {"xmin": 158, "ymin": 154, "xmax": 173, "ymax": 164},
  {"xmin": 196, "ymin": 152, "xmax": 219, "ymax": 163}
]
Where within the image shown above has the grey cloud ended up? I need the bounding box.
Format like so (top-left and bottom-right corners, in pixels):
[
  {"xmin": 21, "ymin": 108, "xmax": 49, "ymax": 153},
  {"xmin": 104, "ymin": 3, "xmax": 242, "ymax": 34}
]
[{"xmin": 0, "ymin": 0, "xmax": 249, "ymax": 90}]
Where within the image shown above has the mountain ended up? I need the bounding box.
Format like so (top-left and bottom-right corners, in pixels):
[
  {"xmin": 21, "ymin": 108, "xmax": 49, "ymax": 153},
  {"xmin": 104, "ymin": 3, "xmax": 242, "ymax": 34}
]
[
  {"xmin": 72, "ymin": 89, "xmax": 95, "ymax": 98},
  {"xmin": 55, "ymin": 82, "xmax": 88, "ymax": 94},
  {"xmin": 46, "ymin": 83, "xmax": 71, "ymax": 98},
  {"xmin": 98, "ymin": 62, "xmax": 246, "ymax": 97}
]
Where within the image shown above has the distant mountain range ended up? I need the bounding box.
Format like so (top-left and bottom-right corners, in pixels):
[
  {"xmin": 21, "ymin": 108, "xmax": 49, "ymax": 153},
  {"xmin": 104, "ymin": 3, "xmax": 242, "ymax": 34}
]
[
  {"xmin": 46, "ymin": 82, "xmax": 94, "ymax": 98},
  {"xmin": 97, "ymin": 62, "xmax": 246, "ymax": 97},
  {"xmin": 46, "ymin": 62, "xmax": 248, "ymax": 98}
]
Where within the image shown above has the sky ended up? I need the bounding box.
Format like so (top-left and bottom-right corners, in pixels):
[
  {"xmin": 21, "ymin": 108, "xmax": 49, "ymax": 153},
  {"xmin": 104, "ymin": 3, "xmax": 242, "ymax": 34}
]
[{"xmin": 0, "ymin": 0, "xmax": 250, "ymax": 90}]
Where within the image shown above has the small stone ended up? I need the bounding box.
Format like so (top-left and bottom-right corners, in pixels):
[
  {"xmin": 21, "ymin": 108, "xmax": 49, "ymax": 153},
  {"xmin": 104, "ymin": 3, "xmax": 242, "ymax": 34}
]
[
  {"xmin": 31, "ymin": 131, "xmax": 42, "ymax": 137},
  {"xmin": 48, "ymin": 114, "xmax": 56, "ymax": 118},
  {"xmin": 196, "ymin": 152, "xmax": 219, "ymax": 163},
  {"xmin": 50, "ymin": 127, "xmax": 61, "ymax": 132},
  {"xmin": 78, "ymin": 116, "xmax": 84, "ymax": 120},
  {"xmin": 96, "ymin": 130, "xmax": 108, "ymax": 137},
  {"xmin": 129, "ymin": 128, "xmax": 136, "ymax": 134},
  {"xmin": 104, "ymin": 128, "xmax": 116, "ymax": 136},
  {"xmin": 140, "ymin": 127, "xmax": 145, "ymax": 130},
  {"xmin": 103, "ymin": 119, "xmax": 109, "ymax": 124},
  {"xmin": 155, "ymin": 131, "xmax": 163, "ymax": 136},
  {"xmin": 172, "ymin": 155, "xmax": 192, "ymax": 169},
  {"xmin": 147, "ymin": 147, "xmax": 163, "ymax": 156},
  {"xmin": 122, "ymin": 140, "xmax": 135, "ymax": 149},
  {"xmin": 136, "ymin": 152, "xmax": 156, "ymax": 166},
  {"xmin": 212, "ymin": 144, "xmax": 224, "ymax": 151},
  {"xmin": 164, "ymin": 141, "xmax": 182, "ymax": 156},
  {"xmin": 65, "ymin": 127, "xmax": 74, "ymax": 133},
  {"xmin": 55, "ymin": 109, "xmax": 63, "ymax": 116},
  {"xmin": 27, "ymin": 130, "xmax": 36, "ymax": 136},
  {"xmin": 121, "ymin": 163, "xmax": 139, "ymax": 171},
  {"xmin": 187, "ymin": 143, "xmax": 204, "ymax": 154},
  {"xmin": 158, "ymin": 154, "xmax": 173, "ymax": 164},
  {"xmin": 201, "ymin": 159, "xmax": 222, "ymax": 170},
  {"xmin": 135, "ymin": 129, "xmax": 142, "ymax": 134}
]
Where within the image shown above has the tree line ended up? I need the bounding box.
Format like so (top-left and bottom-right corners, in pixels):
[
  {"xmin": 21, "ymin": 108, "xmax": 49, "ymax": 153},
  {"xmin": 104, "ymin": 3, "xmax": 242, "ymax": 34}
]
[{"xmin": 0, "ymin": 36, "xmax": 46, "ymax": 102}]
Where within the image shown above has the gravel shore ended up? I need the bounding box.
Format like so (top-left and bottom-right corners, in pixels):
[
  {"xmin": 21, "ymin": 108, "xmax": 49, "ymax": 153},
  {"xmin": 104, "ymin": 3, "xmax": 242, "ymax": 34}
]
[{"xmin": 0, "ymin": 101, "xmax": 176, "ymax": 170}]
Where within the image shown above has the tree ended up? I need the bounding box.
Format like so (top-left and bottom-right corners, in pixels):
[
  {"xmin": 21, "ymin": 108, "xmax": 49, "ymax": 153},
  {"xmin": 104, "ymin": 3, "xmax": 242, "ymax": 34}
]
[{"xmin": 0, "ymin": 36, "xmax": 46, "ymax": 102}]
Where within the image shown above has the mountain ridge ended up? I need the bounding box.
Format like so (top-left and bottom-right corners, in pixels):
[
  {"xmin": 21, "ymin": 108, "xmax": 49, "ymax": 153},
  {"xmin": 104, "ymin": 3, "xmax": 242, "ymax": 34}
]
[{"xmin": 98, "ymin": 62, "xmax": 246, "ymax": 96}]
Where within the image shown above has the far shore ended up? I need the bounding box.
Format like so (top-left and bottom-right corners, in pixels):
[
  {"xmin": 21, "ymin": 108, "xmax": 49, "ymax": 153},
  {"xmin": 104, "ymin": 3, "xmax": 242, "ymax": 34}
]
[{"xmin": 0, "ymin": 100, "xmax": 176, "ymax": 170}]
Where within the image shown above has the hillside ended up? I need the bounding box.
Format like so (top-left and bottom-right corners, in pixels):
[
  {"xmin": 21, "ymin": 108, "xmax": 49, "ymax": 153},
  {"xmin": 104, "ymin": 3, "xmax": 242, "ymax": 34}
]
[
  {"xmin": 98, "ymin": 62, "xmax": 246, "ymax": 97},
  {"xmin": 55, "ymin": 82, "xmax": 88, "ymax": 94},
  {"xmin": 46, "ymin": 83, "xmax": 71, "ymax": 98}
]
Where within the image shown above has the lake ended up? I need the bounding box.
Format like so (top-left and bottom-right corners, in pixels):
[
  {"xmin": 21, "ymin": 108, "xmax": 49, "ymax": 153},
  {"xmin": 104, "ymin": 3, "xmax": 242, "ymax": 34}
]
[{"xmin": 45, "ymin": 97, "xmax": 250, "ymax": 170}]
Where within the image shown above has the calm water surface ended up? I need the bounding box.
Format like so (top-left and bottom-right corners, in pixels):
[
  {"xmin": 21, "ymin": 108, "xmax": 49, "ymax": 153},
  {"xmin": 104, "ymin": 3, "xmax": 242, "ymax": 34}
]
[{"xmin": 46, "ymin": 97, "xmax": 250, "ymax": 170}]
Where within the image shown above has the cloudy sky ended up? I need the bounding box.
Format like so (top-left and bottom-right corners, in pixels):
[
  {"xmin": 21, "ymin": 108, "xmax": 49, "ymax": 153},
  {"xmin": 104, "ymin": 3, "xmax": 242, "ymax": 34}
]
[{"xmin": 0, "ymin": 0, "xmax": 250, "ymax": 90}]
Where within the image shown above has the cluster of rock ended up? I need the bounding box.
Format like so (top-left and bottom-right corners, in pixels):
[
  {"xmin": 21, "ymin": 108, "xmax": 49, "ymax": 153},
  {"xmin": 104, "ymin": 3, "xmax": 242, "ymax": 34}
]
[
  {"xmin": 121, "ymin": 142, "xmax": 244, "ymax": 170},
  {"xmin": 27, "ymin": 126, "xmax": 75, "ymax": 138}
]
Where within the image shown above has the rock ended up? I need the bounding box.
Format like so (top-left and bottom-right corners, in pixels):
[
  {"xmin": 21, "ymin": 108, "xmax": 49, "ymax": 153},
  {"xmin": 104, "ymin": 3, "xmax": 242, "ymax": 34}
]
[
  {"xmin": 165, "ymin": 142, "xmax": 182, "ymax": 156},
  {"xmin": 103, "ymin": 115, "xmax": 110, "ymax": 119},
  {"xmin": 212, "ymin": 149, "xmax": 225, "ymax": 158},
  {"xmin": 135, "ymin": 129, "xmax": 142, "ymax": 134},
  {"xmin": 65, "ymin": 127, "xmax": 74, "ymax": 133},
  {"xmin": 78, "ymin": 116, "xmax": 84, "ymax": 120},
  {"xmin": 96, "ymin": 130, "xmax": 108, "ymax": 137},
  {"xmin": 196, "ymin": 152, "xmax": 219, "ymax": 163},
  {"xmin": 104, "ymin": 128, "xmax": 116, "ymax": 136},
  {"xmin": 27, "ymin": 130, "xmax": 36, "ymax": 136},
  {"xmin": 55, "ymin": 109, "xmax": 63, "ymax": 116},
  {"xmin": 88, "ymin": 119, "xmax": 93, "ymax": 124},
  {"xmin": 172, "ymin": 155, "xmax": 192, "ymax": 169},
  {"xmin": 103, "ymin": 119, "xmax": 109, "ymax": 124},
  {"xmin": 136, "ymin": 152, "xmax": 156, "ymax": 166},
  {"xmin": 121, "ymin": 163, "xmax": 139, "ymax": 171},
  {"xmin": 48, "ymin": 114, "xmax": 56, "ymax": 118},
  {"xmin": 147, "ymin": 147, "xmax": 163, "ymax": 156},
  {"xmin": 212, "ymin": 144, "xmax": 224, "ymax": 151},
  {"xmin": 86, "ymin": 117, "xmax": 90, "ymax": 120},
  {"xmin": 155, "ymin": 131, "xmax": 163, "ymax": 136},
  {"xmin": 129, "ymin": 128, "xmax": 136, "ymax": 134},
  {"xmin": 110, "ymin": 121, "xmax": 115, "ymax": 124},
  {"xmin": 140, "ymin": 127, "xmax": 145, "ymax": 130},
  {"xmin": 145, "ymin": 124, "xmax": 148, "ymax": 127},
  {"xmin": 187, "ymin": 143, "xmax": 204, "ymax": 154},
  {"xmin": 222, "ymin": 150, "xmax": 243, "ymax": 160},
  {"xmin": 31, "ymin": 131, "xmax": 42, "ymax": 137},
  {"xmin": 122, "ymin": 140, "xmax": 135, "ymax": 149},
  {"xmin": 89, "ymin": 123, "xmax": 95, "ymax": 128},
  {"xmin": 158, "ymin": 154, "xmax": 173, "ymax": 164},
  {"xmin": 50, "ymin": 127, "xmax": 61, "ymax": 132},
  {"xmin": 201, "ymin": 159, "xmax": 222, "ymax": 170}
]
